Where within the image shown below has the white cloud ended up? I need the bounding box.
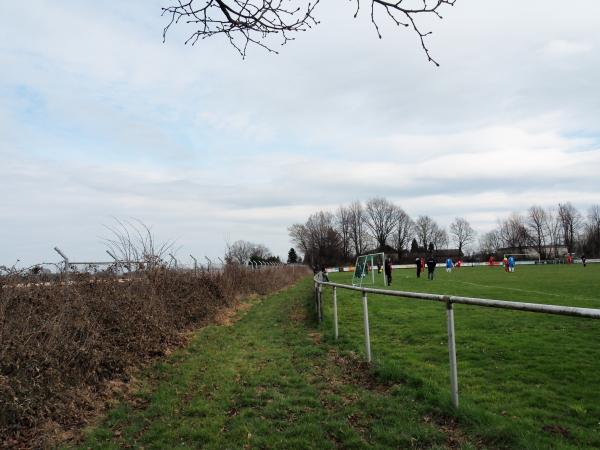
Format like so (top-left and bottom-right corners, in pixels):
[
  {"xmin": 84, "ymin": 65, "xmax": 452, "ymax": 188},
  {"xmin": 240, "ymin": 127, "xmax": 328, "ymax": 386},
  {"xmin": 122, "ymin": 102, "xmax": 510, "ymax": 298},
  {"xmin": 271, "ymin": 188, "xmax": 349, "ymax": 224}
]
[
  {"xmin": 543, "ymin": 39, "xmax": 593, "ymax": 57},
  {"xmin": 2, "ymin": 0, "xmax": 600, "ymax": 265}
]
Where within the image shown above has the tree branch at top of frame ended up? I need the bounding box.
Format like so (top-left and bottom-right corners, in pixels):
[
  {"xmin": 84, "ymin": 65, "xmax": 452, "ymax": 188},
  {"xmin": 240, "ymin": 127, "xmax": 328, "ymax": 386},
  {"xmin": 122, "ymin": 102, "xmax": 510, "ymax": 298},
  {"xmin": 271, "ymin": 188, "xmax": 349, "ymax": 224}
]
[{"xmin": 161, "ymin": 0, "xmax": 457, "ymax": 64}]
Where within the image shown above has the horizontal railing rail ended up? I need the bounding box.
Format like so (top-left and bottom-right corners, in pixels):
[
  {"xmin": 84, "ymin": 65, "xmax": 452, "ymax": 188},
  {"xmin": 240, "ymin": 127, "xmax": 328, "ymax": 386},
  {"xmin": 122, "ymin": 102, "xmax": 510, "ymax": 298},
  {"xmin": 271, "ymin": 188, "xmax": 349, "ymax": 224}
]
[{"xmin": 313, "ymin": 275, "xmax": 600, "ymax": 408}]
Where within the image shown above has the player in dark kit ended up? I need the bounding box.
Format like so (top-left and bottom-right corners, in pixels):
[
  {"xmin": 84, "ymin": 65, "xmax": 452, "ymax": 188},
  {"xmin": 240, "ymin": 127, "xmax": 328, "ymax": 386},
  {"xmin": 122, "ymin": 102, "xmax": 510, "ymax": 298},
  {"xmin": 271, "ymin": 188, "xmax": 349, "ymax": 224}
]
[
  {"xmin": 415, "ymin": 257, "xmax": 421, "ymax": 278},
  {"xmin": 426, "ymin": 256, "xmax": 437, "ymax": 280},
  {"xmin": 384, "ymin": 257, "xmax": 393, "ymax": 286}
]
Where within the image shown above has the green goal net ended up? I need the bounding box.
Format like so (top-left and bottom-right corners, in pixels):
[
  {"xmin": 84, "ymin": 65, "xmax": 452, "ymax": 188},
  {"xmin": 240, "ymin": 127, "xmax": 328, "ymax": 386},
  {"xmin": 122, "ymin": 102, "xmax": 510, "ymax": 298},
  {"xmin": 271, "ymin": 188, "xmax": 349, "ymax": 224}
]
[{"xmin": 352, "ymin": 253, "xmax": 385, "ymax": 287}]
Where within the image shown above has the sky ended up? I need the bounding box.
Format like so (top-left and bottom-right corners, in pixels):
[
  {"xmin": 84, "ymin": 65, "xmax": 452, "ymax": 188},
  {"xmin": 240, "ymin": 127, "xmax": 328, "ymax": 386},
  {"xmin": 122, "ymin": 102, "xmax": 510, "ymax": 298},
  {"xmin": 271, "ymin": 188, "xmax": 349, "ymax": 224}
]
[{"xmin": 1, "ymin": 0, "xmax": 600, "ymax": 267}]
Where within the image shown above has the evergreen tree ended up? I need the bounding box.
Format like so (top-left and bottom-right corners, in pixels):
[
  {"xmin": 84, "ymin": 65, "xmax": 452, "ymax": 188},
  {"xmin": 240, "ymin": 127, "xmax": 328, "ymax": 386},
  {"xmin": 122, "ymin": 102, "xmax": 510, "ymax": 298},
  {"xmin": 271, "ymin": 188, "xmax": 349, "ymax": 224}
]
[
  {"xmin": 287, "ymin": 248, "xmax": 298, "ymax": 264},
  {"xmin": 410, "ymin": 238, "xmax": 419, "ymax": 253}
]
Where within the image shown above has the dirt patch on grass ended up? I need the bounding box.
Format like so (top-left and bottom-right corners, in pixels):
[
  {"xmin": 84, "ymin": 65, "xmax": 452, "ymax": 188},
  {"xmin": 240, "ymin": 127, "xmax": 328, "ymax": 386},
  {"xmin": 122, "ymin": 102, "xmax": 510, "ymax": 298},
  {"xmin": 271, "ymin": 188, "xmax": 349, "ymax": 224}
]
[
  {"xmin": 423, "ymin": 414, "xmax": 482, "ymax": 449},
  {"xmin": 214, "ymin": 294, "xmax": 258, "ymax": 326},
  {"xmin": 327, "ymin": 349, "xmax": 392, "ymax": 393},
  {"xmin": 542, "ymin": 423, "xmax": 570, "ymax": 438}
]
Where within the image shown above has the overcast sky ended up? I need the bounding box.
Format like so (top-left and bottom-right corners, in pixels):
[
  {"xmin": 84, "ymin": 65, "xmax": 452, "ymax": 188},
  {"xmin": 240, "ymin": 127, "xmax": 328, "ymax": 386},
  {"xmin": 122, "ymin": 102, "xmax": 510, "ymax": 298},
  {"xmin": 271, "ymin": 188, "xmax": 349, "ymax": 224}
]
[{"xmin": 1, "ymin": 0, "xmax": 599, "ymax": 266}]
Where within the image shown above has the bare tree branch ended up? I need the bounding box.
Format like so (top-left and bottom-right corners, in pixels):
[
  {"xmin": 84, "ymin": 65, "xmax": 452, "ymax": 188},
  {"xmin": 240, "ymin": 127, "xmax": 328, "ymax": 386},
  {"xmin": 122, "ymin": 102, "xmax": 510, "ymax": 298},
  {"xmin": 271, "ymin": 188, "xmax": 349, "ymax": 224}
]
[{"xmin": 161, "ymin": 0, "xmax": 456, "ymax": 63}]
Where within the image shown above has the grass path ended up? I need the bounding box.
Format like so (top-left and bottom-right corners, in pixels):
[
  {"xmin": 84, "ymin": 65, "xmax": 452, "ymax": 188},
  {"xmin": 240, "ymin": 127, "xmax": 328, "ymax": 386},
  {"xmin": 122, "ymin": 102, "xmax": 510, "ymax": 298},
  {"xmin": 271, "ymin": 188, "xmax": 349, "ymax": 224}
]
[{"xmin": 75, "ymin": 277, "xmax": 477, "ymax": 450}]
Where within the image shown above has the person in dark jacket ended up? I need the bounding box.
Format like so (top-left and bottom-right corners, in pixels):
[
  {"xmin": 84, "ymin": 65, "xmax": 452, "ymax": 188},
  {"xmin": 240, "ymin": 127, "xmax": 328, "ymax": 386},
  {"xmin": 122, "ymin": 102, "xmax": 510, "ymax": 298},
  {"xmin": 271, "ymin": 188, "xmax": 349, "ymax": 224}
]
[
  {"xmin": 415, "ymin": 257, "xmax": 421, "ymax": 278},
  {"xmin": 426, "ymin": 256, "xmax": 437, "ymax": 280},
  {"xmin": 321, "ymin": 265, "xmax": 330, "ymax": 282},
  {"xmin": 384, "ymin": 257, "xmax": 392, "ymax": 285}
]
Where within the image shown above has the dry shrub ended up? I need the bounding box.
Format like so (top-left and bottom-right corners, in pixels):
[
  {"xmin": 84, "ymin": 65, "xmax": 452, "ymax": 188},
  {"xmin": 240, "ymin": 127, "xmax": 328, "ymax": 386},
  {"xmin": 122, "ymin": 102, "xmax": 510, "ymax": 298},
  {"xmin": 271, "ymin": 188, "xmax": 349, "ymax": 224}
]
[{"xmin": 0, "ymin": 265, "xmax": 309, "ymax": 448}]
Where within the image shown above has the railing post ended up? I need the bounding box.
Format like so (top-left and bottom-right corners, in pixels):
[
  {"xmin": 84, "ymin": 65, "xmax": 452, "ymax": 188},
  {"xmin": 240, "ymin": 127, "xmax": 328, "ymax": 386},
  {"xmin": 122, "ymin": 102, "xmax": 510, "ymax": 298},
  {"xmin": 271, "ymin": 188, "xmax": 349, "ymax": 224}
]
[
  {"xmin": 361, "ymin": 291, "xmax": 372, "ymax": 363},
  {"xmin": 190, "ymin": 255, "xmax": 198, "ymax": 276},
  {"xmin": 318, "ymin": 284, "xmax": 323, "ymax": 323},
  {"xmin": 333, "ymin": 286, "xmax": 338, "ymax": 340},
  {"xmin": 54, "ymin": 247, "xmax": 69, "ymax": 282},
  {"xmin": 446, "ymin": 301, "xmax": 459, "ymax": 408}
]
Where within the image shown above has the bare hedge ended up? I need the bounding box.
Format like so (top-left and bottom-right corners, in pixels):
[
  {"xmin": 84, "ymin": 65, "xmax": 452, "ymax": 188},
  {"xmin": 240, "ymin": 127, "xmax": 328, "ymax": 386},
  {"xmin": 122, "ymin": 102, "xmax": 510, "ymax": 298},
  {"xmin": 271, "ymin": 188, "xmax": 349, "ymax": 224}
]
[{"xmin": 0, "ymin": 265, "xmax": 308, "ymax": 448}]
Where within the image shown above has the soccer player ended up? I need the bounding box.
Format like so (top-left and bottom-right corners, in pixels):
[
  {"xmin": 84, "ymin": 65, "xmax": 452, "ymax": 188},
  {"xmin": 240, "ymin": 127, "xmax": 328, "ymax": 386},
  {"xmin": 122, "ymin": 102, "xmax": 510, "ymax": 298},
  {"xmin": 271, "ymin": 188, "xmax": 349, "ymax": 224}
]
[
  {"xmin": 415, "ymin": 257, "xmax": 421, "ymax": 278},
  {"xmin": 582, "ymin": 255, "xmax": 587, "ymax": 267},
  {"xmin": 354, "ymin": 263, "xmax": 362, "ymax": 279},
  {"xmin": 446, "ymin": 257, "xmax": 453, "ymax": 273},
  {"xmin": 503, "ymin": 256, "xmax": 509, "ymax": 272},
  {"xmin": 426, "ymin": 256, "xmax": 437, "ymax": 280},
  {"xmin": 384, "ymin": 257, "xmax": 393, "ymax": 285},
  {"xmin": 509, "ymin": 255, "xmax": 515, "ymax": 272}
]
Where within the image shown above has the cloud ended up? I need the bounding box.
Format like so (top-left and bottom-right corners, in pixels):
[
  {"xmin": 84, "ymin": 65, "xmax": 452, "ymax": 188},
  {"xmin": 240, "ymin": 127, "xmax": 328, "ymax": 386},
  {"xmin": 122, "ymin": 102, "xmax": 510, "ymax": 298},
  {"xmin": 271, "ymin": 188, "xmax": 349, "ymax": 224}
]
[
  {"xmin": 2, "ymin": 0, "xmax": 600, "ymax": 266},
  {"xmin": 543, "ymin": 39, "xmax": 593, "ymax": 57}
]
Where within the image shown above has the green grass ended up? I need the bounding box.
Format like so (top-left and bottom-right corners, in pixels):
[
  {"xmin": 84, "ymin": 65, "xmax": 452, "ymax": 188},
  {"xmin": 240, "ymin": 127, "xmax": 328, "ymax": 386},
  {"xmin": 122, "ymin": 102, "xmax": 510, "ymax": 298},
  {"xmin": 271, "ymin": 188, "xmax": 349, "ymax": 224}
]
[
  {"xmin": 74, "ymin": 279, "xmax": 477, "ymax": 450},
  {"xmin": 73, "ymin": 265, "xmax": 600, "ymax": 449},
  {"xmin": 322, "ymin": 264, "xmax": 600, "ymax": 449}
]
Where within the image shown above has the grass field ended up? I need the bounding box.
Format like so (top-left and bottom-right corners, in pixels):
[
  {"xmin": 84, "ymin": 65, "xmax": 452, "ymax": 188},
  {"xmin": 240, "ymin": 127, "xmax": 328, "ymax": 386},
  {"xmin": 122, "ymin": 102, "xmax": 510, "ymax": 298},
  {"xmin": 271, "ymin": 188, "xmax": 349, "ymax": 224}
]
[
  {"xmin": 72, "ymin": 265, "xmax": 600, "ymax": 449},
  {"xmin": 322, "ymin": 264, "xmax": 600, "ymax": 449},
  {"xmin": 74, "ymin": 280, "xmax": 480, "ymax": 450}
]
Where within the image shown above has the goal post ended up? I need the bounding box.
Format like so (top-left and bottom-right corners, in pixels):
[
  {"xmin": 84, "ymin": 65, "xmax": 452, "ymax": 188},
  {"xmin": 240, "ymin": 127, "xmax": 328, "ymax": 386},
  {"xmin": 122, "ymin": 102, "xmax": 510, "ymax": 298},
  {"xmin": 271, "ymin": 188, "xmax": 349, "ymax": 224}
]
[{"xmin": 352, "ymin": 252, "xmax": 386, "ymax": 287}]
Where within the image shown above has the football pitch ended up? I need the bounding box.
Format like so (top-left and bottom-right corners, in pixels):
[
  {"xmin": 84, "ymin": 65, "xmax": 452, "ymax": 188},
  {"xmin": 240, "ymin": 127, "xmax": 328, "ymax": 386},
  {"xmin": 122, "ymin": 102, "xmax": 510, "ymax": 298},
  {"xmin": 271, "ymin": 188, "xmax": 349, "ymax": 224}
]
[{"xmin": 323, "ymin": 264, "xmax": 600, "ymax": 449}]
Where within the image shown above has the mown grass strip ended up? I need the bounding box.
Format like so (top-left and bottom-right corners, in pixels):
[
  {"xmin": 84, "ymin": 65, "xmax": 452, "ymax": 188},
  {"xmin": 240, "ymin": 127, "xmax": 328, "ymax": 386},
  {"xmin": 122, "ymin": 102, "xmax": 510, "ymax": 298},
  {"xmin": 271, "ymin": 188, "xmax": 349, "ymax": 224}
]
[{"xmin": 75, "ymin": 278, "xmax": 479, "ymax": 450}]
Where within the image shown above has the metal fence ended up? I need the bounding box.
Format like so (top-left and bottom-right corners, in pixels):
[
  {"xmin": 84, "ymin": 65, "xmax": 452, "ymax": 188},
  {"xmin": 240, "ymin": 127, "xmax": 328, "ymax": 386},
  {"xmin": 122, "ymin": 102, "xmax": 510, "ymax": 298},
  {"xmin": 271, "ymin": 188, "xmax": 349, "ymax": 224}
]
[{"xmin": 313, "ymin": 275, "xmax": 600, "ymax": 408}]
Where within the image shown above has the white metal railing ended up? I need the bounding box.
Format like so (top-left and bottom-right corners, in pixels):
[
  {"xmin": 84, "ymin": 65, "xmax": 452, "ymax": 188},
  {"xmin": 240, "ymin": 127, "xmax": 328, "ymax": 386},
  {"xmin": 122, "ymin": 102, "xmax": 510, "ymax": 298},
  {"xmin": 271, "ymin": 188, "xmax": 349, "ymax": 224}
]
[{"xmin": 313, "ymin": 275, "xmax": 600, "ymax": 408}]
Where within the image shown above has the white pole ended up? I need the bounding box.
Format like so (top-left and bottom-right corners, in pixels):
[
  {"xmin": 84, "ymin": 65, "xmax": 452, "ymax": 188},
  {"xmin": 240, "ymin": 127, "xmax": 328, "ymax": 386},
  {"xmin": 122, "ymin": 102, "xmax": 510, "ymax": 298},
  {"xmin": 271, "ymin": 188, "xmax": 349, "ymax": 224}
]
[
  {"xmin": 446, "ymin": 301, "xmax": 459, "ymax": 408},
  {"xmin": 315, "ymin": 281, "xmax": 319, "ymax": 315},
  {"xmin": 382, "ymin": 252, "xmax": 386, "ymax": 286},
  {"xmin": 318, "ymin": 285, "xmax": 323, "ymax": 322},
  {"xmin": 361, "ymin": 291, "xmax": 372, "ymax": 363},
  {"xmin": 371, "ymin": 255, "xmax": 375, "ymax": 285},
  {"xmin": 333, "ymin": 286, "xmax": 338, "ymax": 339}
]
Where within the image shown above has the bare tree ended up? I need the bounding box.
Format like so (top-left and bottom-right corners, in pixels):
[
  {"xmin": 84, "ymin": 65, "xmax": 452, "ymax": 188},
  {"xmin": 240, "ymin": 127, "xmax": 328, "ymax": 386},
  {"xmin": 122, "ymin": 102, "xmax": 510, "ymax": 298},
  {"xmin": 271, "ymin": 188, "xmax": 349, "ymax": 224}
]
[
  {"xmin": 414, "ymin": 215, "xmax": 436, "ymax": 250},
  {"xmin": 290, "ymin": 211, "xmax": 341, "ymax": 265},
  {"xmin": 103, "ymin": 218, "xmax": 175, "ymax": 268},
  {"xmin": 162, "ymin": 0, "xmax": 457, "ymax": 63},
  {"xmin": 393, "ymin": 207, "xmax": 414, "ymax": 259},
  {"xmin": 584, "ymin": 205, "xmax": 600, "ymax": 257},
  {"xmin": 544, "ymin": 207, "xmax": 562, "ymax": 258},
  {"xmin": 449, "ymin": 217, "xmax": 475, "ymax": 255},
  {"xmin": 430, "ymin": 223, "xmax": 448, "ymax": 250},
  {"xmin": 289, "ymin": 223, "xmax": 311, "ymax": 262},
  {"xmin": 335, "ymin": 205, "xmax": 352, "ymax": 262},
  {"xmin": 348, "ymin": 200, "xmax": 369, "ymax": 257},
  {"xmin": 526, "ymin": 206, "xmax": 547, "ymax": 259},
  {"xmin": 249, "ymin": 243, "xmax": 272, "ymax": 261},
  {"xmin": 558, "ymin": 202, "xmax": 583, "ymax": 253},
  {"xmin": 479, "ymin": 229, "xmax": 501, "ymax": 255},
  {"xmin": 225, "ymin": 239, "xmax": 255, "ymax": 264},
  {"xmin": 497, "ymin": 213, "xmax": 529, "ymax": 251},
  {"xmin": 364, "ymin": 197, "xmax": 399, "ymax": 249}
]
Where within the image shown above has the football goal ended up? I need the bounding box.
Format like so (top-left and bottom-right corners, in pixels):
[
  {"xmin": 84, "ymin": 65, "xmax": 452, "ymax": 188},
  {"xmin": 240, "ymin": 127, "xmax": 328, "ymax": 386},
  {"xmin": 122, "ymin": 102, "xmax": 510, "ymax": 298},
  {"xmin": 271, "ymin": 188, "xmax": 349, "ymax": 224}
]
[{"xmin": 352, "ymin": 252, "xmax": 386, "ymax": 287}]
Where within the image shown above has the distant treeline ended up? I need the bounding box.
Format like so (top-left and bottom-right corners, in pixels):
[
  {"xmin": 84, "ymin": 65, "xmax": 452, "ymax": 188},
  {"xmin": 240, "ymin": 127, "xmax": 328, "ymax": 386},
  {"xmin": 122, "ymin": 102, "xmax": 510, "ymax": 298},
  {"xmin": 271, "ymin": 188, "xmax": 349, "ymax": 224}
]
[{"xmin": 288, "ymin": 198, "xmax": 600, "ymax": 266}]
